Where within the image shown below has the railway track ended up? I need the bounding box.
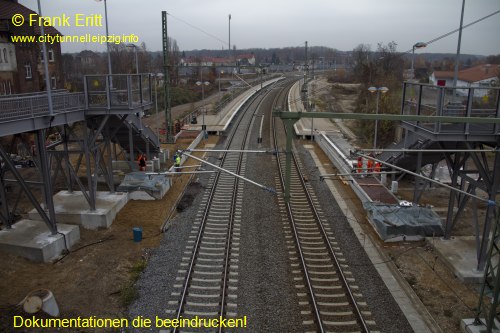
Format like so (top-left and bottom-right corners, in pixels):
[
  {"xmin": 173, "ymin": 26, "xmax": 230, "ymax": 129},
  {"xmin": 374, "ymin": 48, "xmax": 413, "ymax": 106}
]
[
  {"xmin": 271, "ymin": 82, "xmax": 380, "ymax": 333},
  {"xmin": 164, "ymin": 86, "xmax": 270, "ymax": 332}
]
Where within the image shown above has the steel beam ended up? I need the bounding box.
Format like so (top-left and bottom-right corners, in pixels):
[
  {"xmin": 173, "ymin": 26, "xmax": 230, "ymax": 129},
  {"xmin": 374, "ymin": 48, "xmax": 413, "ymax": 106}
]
[
  {"xmin": 105, "ymin": 123, "xmax": 115, "ymax": 193},
  {"xmin": 444, "ymin": 152, "xmax": 465, "ymax": 238},
  {"xmin": 273, "ymin": 110, "xmax": 500, "ymax": 125},
  {"xmin": 35, "ymin": 130, "xmax": 58, "ymax": 235},
  {"xmin": 0, "ymin": 166, "xmax": 11, "ymax": 228},
  {"xmin": 0, "ymin": 143, "xmax": 57, "ymax": 234},
  {"xmin": 63, "ymin": 125, "xmax": 73, "ymax": 193},
  {"xmin": 181, "ymin": 151, "xmax": 274, "ymax": 193},
  {"xmin": 82, "ymin": 123, "xmax": 96, "ymax": 211},
  {"xmin": 478, "ymin": 150, "xmax": 500, "ymax": 271}
]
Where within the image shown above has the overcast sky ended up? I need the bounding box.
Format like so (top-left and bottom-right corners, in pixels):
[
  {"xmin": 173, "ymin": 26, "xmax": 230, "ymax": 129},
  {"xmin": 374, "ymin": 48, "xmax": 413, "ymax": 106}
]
[{"xmin": 19, "ymin": 0, "xmax": 500, "ymax": 56}]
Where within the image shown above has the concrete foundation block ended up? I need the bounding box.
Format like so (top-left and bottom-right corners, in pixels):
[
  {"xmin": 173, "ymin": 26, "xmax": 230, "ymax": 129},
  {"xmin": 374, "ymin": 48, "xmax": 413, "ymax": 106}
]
[
  {"xmin": 145, "ymin": 161, "xmax": 154, "ymax": 172},
  {"xmin": 29, "ymin": 191, "xmax": 128, "ymax": 230},
  {"xmin": 430, "ymin": 236, "xmax": 489, "ymax": 283},
  {"xmin": 461, "ymin": 318, "xmax": 500, "ymax": 333},
  {"xmin": 158, "ymin": 150, "xmax": 168, "ymax": 163},
  {"xmin": 0, "ymin": 220, "xmax": 80, "ymax": 262}
]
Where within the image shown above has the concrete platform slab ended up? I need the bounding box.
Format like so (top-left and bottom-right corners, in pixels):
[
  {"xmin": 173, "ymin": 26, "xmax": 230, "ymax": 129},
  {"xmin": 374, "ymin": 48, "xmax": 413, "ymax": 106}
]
[
  {"xmin": 0, "ymin": 219, "xmax": 80, "ymax": 262},
  {"xmin": 461, "ymin": 318, "xmax": 500, "ymax": 333},
  {"xmin": 430, "ymin": 236, "xmax": 487, "ymax": 283},
  {"xmin": 29, "ymin": 191, "xmax": 128, "ymax": 230},
  {"xmin": 188, "ymin": 77, "xmax": 283, "ymax": 134}
]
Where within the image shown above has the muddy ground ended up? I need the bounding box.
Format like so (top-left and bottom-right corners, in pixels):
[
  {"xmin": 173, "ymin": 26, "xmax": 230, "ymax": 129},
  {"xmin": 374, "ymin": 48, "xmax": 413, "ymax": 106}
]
[{"xmin": 0, "ymin": 136, "xmax": 218, "ymax": 332}]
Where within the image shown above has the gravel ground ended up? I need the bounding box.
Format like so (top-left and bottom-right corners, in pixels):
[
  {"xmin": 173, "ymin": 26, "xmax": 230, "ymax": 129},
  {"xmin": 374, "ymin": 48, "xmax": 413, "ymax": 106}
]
[
  {"xmin": 295, "ymin": 143, "xmax": 415, "ymax": 333},
  {"xmin": 127, "ymin": 178, "xmax": 213, "ymax": 332},
  {"xmin": 127, "ymin": 145, "xmax": 222, "ymax": 332},
  {"xmin": 129, "ymin": 84, "xmax": 416, "ymax": 333},
  {"xmin": 236, "ymin": 91, "xmax": 303, "ymax": 332},
  {"xmin": 128, "ymin": 89, "xmax": 303, "ymax": 333}
]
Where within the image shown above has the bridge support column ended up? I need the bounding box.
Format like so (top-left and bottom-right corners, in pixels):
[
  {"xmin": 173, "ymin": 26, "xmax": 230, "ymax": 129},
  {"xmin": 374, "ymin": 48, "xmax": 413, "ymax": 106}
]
[
  {"xmin": 478, "ymin": 149, "xmax": 500, "ymax": 271},
  {"xmin": 82, "ymin": 124, "xmax": 96, "ymax": 211},
  {"xmin": 129, "ymin": 126, "xmax": 135, "ymax": 166},
  {"xmin": 476, "ymin": 148, "xmax": 500, "ymax": 332},
  {"xmin": 0, "ymin": 166, "xmax": 12, "ymax": 229},
  {"xmin": 0, "ymin": 133, "xmax": 59, "ymax": 234},
  {"xmin": 35, "ymin": 130, "xmax": 58, "ymax": 235},
  {"xmin": 105, "ymin": 124, "xmax": 115, "ymax": 193}
]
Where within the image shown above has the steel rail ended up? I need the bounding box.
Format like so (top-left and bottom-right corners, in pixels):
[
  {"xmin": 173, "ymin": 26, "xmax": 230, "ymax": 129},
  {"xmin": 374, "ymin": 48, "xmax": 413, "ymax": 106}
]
[
  {"xmin": 272, "ymin": 80, "xmax": 324, "ymax": 332},
  {"xmin": 290, "ymin": 150, "xmax": 370, "ymax": 333},
  {"xmin": 173, "ymin": 85, "xmax": 269, "ymax": 332},
  {"xmin": 273, "ymin": 79, "xmax": 370, "ymax": 332},
  {"xmin": 218, "ymin": 91, "xmax": 266, "ymax": 333}
]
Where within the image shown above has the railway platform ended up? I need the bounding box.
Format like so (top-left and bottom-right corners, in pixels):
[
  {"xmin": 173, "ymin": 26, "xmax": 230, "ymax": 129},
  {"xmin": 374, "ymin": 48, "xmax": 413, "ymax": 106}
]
[
  {"xmin": 187, "ymin": 77, "xmax": 284, "ymax": 134},
  {"xmin": 0, "ymin": 74, "xmax": 156, "ymax": 262},
  {"xmin": 315, "ymin": 127, "xmax": 481, "ymax": 283},
  {"xmin": 288, "ymin": 79, "xmax": 334, "ymax": 137}
]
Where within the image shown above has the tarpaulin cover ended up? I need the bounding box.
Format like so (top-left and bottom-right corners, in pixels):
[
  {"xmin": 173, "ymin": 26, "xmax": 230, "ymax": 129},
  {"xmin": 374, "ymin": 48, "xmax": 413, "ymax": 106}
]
[{"xmin": 364, "ymin": 202, "xmax": 444, "ymax": 241}]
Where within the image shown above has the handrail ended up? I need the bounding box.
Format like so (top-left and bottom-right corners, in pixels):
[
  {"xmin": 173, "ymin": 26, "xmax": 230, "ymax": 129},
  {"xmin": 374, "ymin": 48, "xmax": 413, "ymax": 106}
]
[{"xmin": 0, "ymin": 74, "xmax": 152, "ymax": 124}]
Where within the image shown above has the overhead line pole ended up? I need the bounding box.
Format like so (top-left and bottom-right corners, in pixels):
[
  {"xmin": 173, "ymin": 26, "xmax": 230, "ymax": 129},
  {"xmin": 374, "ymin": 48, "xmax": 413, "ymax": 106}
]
[
  {"xmin": 162, "ymin": 11, "xmax": 174, "ymax": 144},
  {"xmin": 452, "ymin": 0, "xmax": 466, "ymax": 88}
]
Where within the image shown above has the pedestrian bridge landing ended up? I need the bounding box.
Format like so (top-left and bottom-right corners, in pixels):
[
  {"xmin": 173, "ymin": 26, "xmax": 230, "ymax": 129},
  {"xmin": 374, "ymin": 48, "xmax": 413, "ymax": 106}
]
[
  {"xmin": 0, "ymin": 74, "xmax": 160, "ymax": 263},
  {"xmin": 0, "ymin": 74, "xmax": 156, "ymax": 145}
]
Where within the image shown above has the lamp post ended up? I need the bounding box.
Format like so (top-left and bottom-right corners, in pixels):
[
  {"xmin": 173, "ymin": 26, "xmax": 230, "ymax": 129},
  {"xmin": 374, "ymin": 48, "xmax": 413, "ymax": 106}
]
[
  {"xmin": 154, "ymin": 74, "xmax": 159, "ymax": 140},
  {"xmin": 95, "ymin": 0, "xmax": 112, "ymax": 76},
  {"xmin": 368, "ymin": 86, "xmax": 389, "ymax": 150},
  {"xmin": 218, "ymin": 70, "xmax": 224, "ymax": 110},
  {"xmin": 36, "ymin": 0, "xmax": 53, "ymax": 115},
  {"xmin": 218, "ymin": 70, "xmax": 224, "ymax": 94},
  {"xmin": 453, "ymin": 0, "xmax": 466, "ymax": 89},
  {"xmin": 126, "ymin": 44, "xmax": 139, "ymax": 74},
  {"xmin": 196, "ymin": 79, "xmax": 210, "ymax": 138},
  {"xmin": 411, "ymin": 42, "xmax": 426, "ymax": 81},
  {"xmin": 259, "ymin": 64, "xmax": 263, "ymax": 89}
]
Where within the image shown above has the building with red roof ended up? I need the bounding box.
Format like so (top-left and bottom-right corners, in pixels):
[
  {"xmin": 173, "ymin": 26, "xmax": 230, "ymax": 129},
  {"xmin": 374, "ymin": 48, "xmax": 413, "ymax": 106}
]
[{"xmin": 429, "ymin": 64, "xmax": 499, "ymax": 97}]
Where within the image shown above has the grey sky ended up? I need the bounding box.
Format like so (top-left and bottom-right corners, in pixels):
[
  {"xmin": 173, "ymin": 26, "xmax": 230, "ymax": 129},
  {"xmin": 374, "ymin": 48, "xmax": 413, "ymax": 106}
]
[{"xmin": 19, "ymin": 0, "xmax": 500, "ymax": 56}]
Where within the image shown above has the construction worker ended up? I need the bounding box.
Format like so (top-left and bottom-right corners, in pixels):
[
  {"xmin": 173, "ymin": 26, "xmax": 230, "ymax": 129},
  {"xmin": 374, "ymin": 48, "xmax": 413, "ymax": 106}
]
[
  {"xmin": 174, "ymin": 153, "xmax": 181, "ymax": 172},
  {"xmin": 367, "ymin": 158, "xmax": 374, "ymax": 173},
  {"xmin": 357, "ymin": 157, "xmax": 363, "ymax": 174},
  {"xmin": 374, "ymin": 162, "xmax": 382, "ymax": 173},
  {"xmin": 138, "ymin": 154, "xmax": 146, "ymax": 171}
]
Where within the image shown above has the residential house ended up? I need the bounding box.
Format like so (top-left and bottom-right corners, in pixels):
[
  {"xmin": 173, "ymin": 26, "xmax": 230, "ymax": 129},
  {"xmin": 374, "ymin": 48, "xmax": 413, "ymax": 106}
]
[
  {"xmin": 236, "ymin": 54, "xmax": 255, "ymax": 66},
  {"xmin": 0, "ymin": 0, "xmax": 64, "ymax": 95},
  {"xmin": 429, "ymin": 64, "xmax": 499, "ymax": 97}
]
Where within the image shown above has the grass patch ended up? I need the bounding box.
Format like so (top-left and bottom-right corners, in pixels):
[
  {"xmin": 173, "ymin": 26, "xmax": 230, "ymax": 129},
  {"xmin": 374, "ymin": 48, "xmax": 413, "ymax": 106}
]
[{"xmin": 120, "ymin": 259, "xmax": 147, "ymax": 307}]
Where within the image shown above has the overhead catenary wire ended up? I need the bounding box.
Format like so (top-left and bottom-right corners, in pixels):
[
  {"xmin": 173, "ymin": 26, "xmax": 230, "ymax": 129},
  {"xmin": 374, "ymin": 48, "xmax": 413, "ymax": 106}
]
[
  {"xmin": 166, "ymin": 12, "xmax": 228, "ymax": 48},
  {"xmin": 166, "ymin": 10, "xmax": 500, "ymax": 59},
  {"xmin": 402, "ymin": 9, "xmax": 500, "ymax": 54},
  {"xmin": 355, "ymin": 152, "xmax": 494, "ymax": 205}
]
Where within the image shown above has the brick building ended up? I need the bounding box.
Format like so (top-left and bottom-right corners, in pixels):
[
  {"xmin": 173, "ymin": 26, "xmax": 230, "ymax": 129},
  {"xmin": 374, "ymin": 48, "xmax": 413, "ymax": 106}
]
[{"xmin": 0, "ymin": 0, "xmax": 63, "ymax": 95}]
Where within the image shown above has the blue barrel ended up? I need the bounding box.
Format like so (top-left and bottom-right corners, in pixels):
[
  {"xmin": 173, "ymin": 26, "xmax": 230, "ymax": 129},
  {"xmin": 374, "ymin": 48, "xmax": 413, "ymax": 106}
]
[{"xmin": 132, "ymin": 227, "xmax": 142, "ymax": 242}]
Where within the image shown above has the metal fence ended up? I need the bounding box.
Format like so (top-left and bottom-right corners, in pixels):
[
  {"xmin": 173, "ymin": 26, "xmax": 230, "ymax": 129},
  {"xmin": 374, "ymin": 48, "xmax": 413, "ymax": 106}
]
[
  {"xmin": 402, "ymin": 82, "xmax": 500, "ymax": 136},
  {"xmin": 84, "ymin": 74, "xmax": 152, "ymax": 110},
  {"xmin": 0, "ymin": 91, "xmax": 85, "ymax": 122}
]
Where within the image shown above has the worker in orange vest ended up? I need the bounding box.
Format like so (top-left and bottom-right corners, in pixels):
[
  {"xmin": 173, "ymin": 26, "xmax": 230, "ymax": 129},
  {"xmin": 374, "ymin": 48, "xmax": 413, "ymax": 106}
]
[
  {"xmin": 374, "ymin": 162, "xmax": 381, "ymax": 173},
  {"xmin": 138, "ymin": 154, "xmax": 146, "ymax": 171},
  {"xmin": 357, "ymin": 157, "xmax": 363, "ymax": 173},
  {"xmin": 367, "ymin": 159, "xmax": 374, "ymax": 173}
]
